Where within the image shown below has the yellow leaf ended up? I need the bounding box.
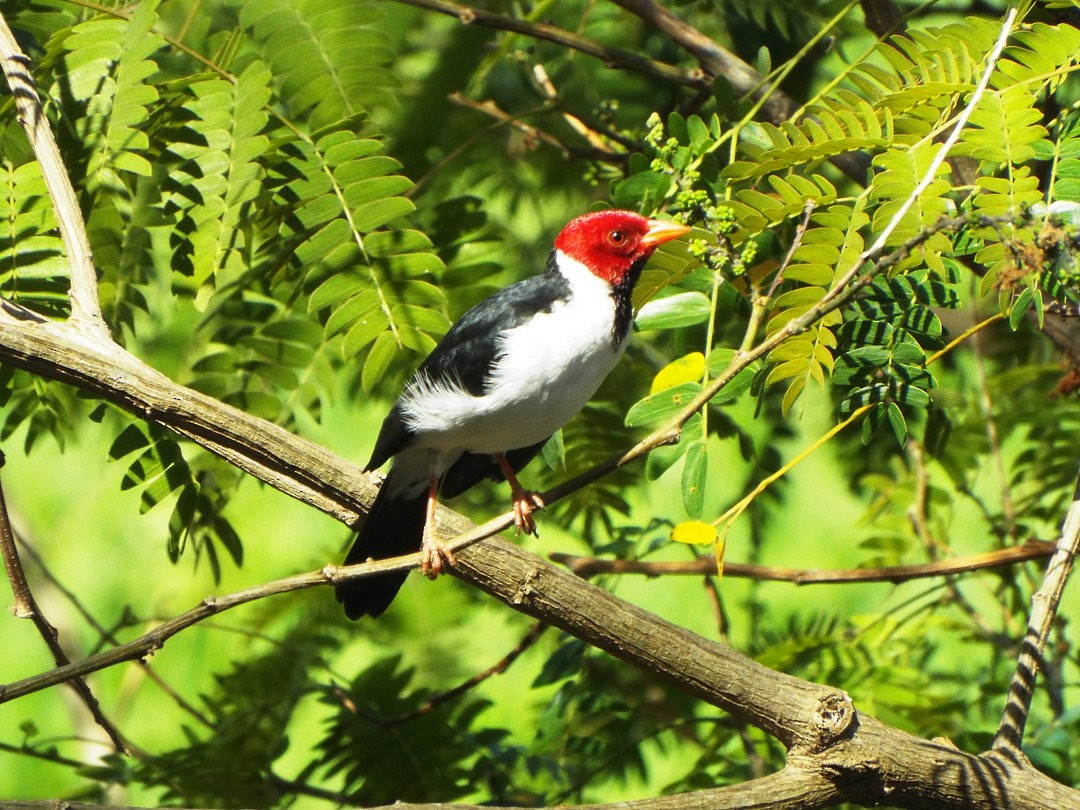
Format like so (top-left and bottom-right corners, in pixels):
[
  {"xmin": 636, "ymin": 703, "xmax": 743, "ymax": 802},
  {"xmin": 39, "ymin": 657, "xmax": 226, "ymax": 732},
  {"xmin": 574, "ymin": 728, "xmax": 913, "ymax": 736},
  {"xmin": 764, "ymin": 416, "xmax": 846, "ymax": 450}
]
[
  {"xmin": 670, "ymin": 520, "xmax": 718, "ymax": 545},
  {"xmin": 651, "ymin": 352, "xmax": 706, "ymax": 395}
]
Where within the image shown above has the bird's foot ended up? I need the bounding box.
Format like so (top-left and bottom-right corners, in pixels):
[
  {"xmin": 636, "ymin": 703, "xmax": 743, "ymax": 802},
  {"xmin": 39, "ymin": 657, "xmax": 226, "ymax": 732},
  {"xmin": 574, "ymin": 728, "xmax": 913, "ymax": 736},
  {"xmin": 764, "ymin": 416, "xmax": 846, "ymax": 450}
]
[
  {"xmin": 420, "ymin": 529, "xmax": 455, "ymax": 580},
  {"xmin": 512, "ymin": 489, "xmax": 545, "ymax": 536}
]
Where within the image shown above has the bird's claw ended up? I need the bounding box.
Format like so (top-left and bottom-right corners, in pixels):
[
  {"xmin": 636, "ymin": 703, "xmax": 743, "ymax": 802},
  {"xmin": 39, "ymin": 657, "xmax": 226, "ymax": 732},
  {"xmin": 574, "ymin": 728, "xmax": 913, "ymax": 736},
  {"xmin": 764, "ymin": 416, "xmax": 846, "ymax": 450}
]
[
  {"xmin": 421, "ymin": 531, "xmax": 455, "ymax": 580},
  {"xmin": 512, "ymin": 490, "xmax": 545, "ymax": 536}
]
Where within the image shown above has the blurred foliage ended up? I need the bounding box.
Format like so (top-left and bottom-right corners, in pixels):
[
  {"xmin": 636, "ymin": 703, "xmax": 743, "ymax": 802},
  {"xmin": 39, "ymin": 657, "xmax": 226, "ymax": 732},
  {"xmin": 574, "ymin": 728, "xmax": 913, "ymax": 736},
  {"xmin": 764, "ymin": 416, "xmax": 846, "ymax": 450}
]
[{"xmin": 3, "ymin": 0, "xmax": 1080, "ymax": 807}]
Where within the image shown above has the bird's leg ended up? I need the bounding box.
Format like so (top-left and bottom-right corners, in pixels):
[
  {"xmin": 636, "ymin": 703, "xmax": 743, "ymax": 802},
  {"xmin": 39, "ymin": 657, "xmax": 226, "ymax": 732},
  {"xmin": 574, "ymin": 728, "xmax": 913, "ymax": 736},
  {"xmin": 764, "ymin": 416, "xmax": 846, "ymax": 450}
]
[
  {"xmin": 420, "ymin": 475, "xmax": 454, "ymax": 579},
  {"xmin": 494, "ymin": 453, "xmax": 545, "ymax": 536}
]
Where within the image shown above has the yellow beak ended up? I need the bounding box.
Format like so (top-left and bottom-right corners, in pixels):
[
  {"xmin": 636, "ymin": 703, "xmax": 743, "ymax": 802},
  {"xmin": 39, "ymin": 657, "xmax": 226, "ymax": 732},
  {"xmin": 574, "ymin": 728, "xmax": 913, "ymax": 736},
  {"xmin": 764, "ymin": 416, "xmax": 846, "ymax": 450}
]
[{"xmin": 642, "ymin": 219, "xmax": 692, "ymax": 248}]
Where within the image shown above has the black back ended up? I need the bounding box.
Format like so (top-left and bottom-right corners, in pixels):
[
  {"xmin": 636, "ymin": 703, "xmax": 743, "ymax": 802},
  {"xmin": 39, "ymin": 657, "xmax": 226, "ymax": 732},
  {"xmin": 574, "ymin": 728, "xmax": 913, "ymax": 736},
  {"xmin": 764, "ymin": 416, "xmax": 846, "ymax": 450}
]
[{"xmin": 366, "ymin": 253, "xmax": 572, "ymax": 470}]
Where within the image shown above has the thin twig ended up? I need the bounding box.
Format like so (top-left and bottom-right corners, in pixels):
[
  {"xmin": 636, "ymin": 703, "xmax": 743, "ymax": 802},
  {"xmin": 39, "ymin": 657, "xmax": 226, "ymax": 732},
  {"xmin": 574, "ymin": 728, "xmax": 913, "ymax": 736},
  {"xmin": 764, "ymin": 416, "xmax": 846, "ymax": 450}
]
[
  {"xmin": 924, "ymin": 312, "xmax": 1005, "ymax": 365},
  {"xmin": 0, "ymin": 737, "xmax": 90, "ymax": 770},
  {"xmin": 818, "ymin": 6, "xmax": 1017, "ymax": 312},
  {"xmin": 0, "ymin": 13, "xmax": 108, "ymax": 338},
  {"xmin": 0, "ymin": 464, "xmax": 132, "ymax": 753},
  {"xmin": 995, "ymin": 473, "xmax": 1080, "ymax": 750},
  {"xmin": 14, "ymin": 534, "xmax": 214, "ymax": 729},
  {"xmin": 715, "ymin": 404, "xmax": 872, "ymax": 540},
  {"xmin": 609, "ymin": 0, "xmax": 870, "ymax": 183},
  {"xmin": 448, "ymin": 93, "xmax": 622, "ymax": 161},
  {"xmin": 737, "ymin": 201, "xmax": 817, "ymax": 356},
  {"xmin": 0, "ymin": 548, "xmax": 424, "ymax": 704},
  {"xmin": 550, "ymin": 540, "xmax": 1056, "ymax": 583},
  {"xmin": 764, "ymin": 201, "xmax": 817, "ymax": 303}
]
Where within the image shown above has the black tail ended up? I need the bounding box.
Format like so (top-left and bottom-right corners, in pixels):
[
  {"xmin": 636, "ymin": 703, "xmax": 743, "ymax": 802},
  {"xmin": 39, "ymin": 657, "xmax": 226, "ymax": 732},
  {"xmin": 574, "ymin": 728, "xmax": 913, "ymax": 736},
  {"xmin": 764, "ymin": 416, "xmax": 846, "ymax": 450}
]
[{"xmin": 335, "ymin": 482, "xmax": 427, "ymax": 620}]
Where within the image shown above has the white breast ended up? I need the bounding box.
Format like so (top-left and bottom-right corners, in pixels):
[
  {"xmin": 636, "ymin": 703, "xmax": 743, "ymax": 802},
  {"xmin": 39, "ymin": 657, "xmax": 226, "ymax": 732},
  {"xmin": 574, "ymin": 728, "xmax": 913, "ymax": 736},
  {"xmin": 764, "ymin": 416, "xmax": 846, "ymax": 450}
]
[{"xmin": 399, "ymin": 253, "xmax": 625, "ymax": 457}]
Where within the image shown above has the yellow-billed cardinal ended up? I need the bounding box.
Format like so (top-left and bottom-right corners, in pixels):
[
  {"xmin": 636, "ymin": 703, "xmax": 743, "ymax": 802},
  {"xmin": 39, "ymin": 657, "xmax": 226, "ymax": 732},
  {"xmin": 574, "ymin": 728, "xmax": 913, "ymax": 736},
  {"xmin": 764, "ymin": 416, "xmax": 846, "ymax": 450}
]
[{"xmin": 336, "ymin": 210, "xmax": 690, "ymax": 618}]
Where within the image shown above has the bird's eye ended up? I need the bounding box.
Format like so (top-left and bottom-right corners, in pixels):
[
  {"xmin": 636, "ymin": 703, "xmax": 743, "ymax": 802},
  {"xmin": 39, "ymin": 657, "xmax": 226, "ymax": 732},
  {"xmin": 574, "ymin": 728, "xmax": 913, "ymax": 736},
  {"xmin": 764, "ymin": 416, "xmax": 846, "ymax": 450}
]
[{"xmin": 608, "ymin": 230, "xmax": 627, "ymax": 246}]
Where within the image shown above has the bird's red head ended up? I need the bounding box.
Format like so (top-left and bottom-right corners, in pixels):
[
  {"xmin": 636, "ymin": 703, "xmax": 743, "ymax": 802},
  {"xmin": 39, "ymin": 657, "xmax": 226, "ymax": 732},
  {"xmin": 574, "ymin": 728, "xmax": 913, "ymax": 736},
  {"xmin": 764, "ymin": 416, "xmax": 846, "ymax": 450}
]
[{"xmin": 554, "ymin": 210, "xmax": 691, "ymax": 285}]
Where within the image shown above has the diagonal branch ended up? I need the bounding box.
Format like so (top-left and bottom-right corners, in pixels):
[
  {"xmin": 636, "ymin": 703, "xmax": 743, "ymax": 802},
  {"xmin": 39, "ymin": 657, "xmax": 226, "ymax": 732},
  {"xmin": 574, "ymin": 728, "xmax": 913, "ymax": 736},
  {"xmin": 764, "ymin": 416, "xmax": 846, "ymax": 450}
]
[
  {"xmin": 0, "ymin": 463, "xmax": 132, "ymax": 753},
  {"xmin": 995, "ymin": 473, "xmax": 1080, "ymax": 750},
  {"xmin": 0, "ymin": 207, "xmax": 1073, "ymax": 810},
  {"xmin": 608, "ymin": 0, "xmax": 793, "ymax": 121},
  {"xmin": 388, "ymin": 0, "xmax": 706, "ymax": 90},
  {"xmin": 0, "ymin": 14, "xmax": 107, "ymax": 338}
]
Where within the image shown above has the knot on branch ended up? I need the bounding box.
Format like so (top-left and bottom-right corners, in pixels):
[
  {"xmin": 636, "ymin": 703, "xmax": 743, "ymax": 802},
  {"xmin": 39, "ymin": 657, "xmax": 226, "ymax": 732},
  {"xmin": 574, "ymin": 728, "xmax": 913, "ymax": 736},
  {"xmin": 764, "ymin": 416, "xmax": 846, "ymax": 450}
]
[
  {"xmin": 807, "ymin": 690, "xmax": 856, "ymax": 753},
  {"xmin": 512, "ymin": 568, "xmax": 544, "ymax": 605}
]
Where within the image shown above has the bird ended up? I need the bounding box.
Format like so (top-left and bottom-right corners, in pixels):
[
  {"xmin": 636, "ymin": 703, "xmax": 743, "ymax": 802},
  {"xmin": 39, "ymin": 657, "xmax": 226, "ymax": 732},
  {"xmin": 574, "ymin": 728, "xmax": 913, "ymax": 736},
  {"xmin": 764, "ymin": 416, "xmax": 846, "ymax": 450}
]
[{"xmin": 336, "ymin": 210, "xmax": 691, "ymax": 619}]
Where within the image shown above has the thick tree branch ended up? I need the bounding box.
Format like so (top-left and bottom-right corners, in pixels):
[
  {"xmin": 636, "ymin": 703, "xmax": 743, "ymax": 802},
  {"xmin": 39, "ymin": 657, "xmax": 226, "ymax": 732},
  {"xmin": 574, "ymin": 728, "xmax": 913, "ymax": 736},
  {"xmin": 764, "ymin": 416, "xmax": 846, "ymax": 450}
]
[
  {"xmin": 0, "ymin": 306, "xmax": 375, "ymax": 527},
  {"xmin": 0, "ymin": 281, "xmax": 1075, "ymax": 809}
]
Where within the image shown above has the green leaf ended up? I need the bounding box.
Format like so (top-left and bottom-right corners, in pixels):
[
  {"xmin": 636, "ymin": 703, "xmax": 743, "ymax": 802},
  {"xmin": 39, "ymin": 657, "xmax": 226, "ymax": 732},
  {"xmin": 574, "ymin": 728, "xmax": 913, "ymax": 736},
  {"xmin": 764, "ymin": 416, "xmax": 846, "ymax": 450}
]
[
  {"xmin": 635, "ymin": 291, "xmax": 712, "ymax": 330},
  {"xmin": 886, "ymin": 402, "xmax": 907, "ymax": 446},
  {"xmin": 1010, "ymin": 287, "xmax": 1034, "ymax": 330},
  {"xmin": 361, "ymin": 330, "xmax": 399, "ymax": 393},
  {"xmin": 681, "ymin": 440, "xmax": 708, "ymax": 518},
  {"xmin": 611, "ymin": 171, "xmax": 675, "ymax": 209},
  {"xmin": 625, "ymin": 382, "xmax": 701, "ymax": 427}
]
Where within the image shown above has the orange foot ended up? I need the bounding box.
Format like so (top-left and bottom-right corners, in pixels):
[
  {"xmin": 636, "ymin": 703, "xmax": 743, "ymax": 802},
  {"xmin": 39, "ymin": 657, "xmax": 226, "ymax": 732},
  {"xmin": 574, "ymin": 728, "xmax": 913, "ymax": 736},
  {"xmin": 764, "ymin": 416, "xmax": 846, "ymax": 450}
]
[
  {"xmin": 420, "ymin": 474, "xmax": 454, "ymax": 579},
  {"xmin": 420, "ymin": 527, "xmax": 455, "ymax": 580},
  {"xmin": 511, "ymin": 488, "xmax": 545, "ymax": 536},
  {"xmin": 494, "ymin": 453, "xmax": 546, "ymax": 536}
]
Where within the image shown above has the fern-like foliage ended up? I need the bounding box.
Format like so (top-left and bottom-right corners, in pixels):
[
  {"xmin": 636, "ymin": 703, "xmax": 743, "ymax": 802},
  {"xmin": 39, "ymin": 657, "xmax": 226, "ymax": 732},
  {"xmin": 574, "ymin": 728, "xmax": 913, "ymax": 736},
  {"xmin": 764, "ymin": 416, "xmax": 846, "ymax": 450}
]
[
  {"xmin": 49, "ymin": 0, "xmax": 165, "ymax": 198},
  {"xmin": 138, "ymin": 620, "xmax": 333, "ymax": 806},
  {"xmin": 105, "ymin": 418, "xmax": 242, "ymax": 578},
  {"xmin": 283, "ymin": 128, "xmax": 449, "ymax": 391},
  {"xmin": 191, "ymin": 308, "xmax": 332, "ymax": 426},
  {"xmin": 316, "ymin": 655, "xmax": 494, "ymax": 803},
  {"xmin": 166, "ymin": 63, "xmax": 272, "ymax": 304},
  {"xmin": 0, "ymin": 158, "xmax": 66, "ymax": 316},
  {"xmin": 229, "ymin": 0, "xmax": 397, "ymax": 130}
]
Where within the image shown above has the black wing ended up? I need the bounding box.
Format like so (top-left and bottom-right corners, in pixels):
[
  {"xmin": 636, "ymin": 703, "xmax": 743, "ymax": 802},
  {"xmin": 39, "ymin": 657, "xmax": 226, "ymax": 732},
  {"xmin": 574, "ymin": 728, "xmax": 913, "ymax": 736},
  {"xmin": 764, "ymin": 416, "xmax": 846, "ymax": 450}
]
[
  {"xmin": 414, "ymin": 255, "xmax": 571, "ymax": 396},
  {"xmin": 440, "ymin": 438, "xmax": 549, "ymax": 499},
  {"xmin": 366, "ymin": 254, "xmax": 570, "ymax": 469}
]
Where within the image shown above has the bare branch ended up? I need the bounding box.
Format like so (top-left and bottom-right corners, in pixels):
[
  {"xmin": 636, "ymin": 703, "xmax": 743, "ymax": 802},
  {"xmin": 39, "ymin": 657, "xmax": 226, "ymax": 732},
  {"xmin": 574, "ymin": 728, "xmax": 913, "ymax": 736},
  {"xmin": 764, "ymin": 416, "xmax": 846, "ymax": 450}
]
[
  {"xmin": 550, "ymin": 541, "xmax": 1057, "ymax": 584},
  {"xmin": 996, "ymin": 473, "xmax": 1080, "ymax": 750},
  {"xmin": 448, "ymin": 93, "xmax": 623, "ymax": 162},
  {"xmin": 388, "ymin": 0, "xmax": 706, "ymax": 90},
  {"xmin": 609, "ymin": 0, "xmax": 792, "ymax": 121},
  {"xmin": 0, "ymin": 464, "xmax": 132, "ymax": 753},
  {"xmin": 0, "ymin": 550, "xmax": 417, "ymax": 704},
  {"xmin": 13, "ymin": 532, "xmax": 214, "ymax": 728}
]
